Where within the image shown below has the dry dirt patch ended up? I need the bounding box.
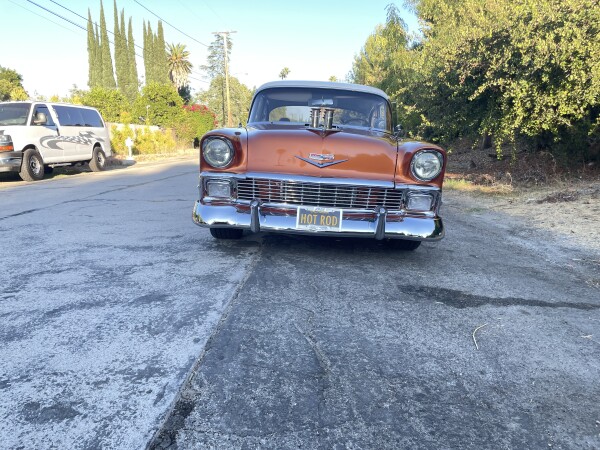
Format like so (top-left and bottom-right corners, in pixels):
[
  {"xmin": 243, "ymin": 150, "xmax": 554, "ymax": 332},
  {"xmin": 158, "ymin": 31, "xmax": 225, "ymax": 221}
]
[{"xmin": 445, "ymin": 147, "xmax": 600, "ymax": 252}]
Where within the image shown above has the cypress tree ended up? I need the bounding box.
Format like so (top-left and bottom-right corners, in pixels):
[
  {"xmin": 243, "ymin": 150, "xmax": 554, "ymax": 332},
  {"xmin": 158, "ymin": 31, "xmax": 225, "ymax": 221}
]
[
  {"xmin": 94, "ymin": 24, "xmax": 102, "ymax": 84},
  {"xmin": 99, "ymin": 0, "xmax": 116, "ymax": 88},
  {"xmin": 144, "ymin": 22, "xmax": 154, "ymax": 83},
  {"xmin": 113, "ymin": 1, "xmax": 126, "ymax": 92},
  {"xmin": 127, "ymin": 17, "xmax": 138, "ymax": 100},
  {"xmin": 156, "ymin": 21, "xmax": 169, "ymax": 83},
  {"xmin": 86, "ymin": 9, "xmax": 98, "ymax": 88}
]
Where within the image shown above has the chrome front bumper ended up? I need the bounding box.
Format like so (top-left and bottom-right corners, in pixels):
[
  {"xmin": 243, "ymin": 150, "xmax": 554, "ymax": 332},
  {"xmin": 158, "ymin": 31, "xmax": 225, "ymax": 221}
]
[
  {"xmin": 193, "ymin": 200, "xmax": 444, "ymax": 241},
  {"xmin": 0, "ymin": 152, "xmax": 22, "ymax": 173}
]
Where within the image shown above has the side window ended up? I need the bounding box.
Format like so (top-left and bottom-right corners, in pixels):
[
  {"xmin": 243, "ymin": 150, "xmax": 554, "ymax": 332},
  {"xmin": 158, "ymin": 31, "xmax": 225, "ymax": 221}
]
[
  {"xmin": 68, "ymin": 108, "xmax": 85, "ymax": 126},
  {"xmin": 53, "ymin": 105, "xmax": 73, "ymax": 126},
  {"xmin": 31, "ymin": 105, "xmax": 56, "ymax": 127},
  {"xmin": 80, "ymin": 108, "xmax": 104, "ymax": 127}
]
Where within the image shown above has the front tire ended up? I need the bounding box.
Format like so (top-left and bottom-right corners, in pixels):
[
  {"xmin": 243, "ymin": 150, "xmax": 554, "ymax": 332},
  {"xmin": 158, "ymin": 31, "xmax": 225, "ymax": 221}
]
[
  {"xmin": 19, "ymin": 149, "xmax": 45, "ymax": 181},
  {"xmin": 210, "ymin": 228, "xmax": 243, "ymax": 239},
  {"xmin": 89, "ymin": 146, "xmax": 107, "ymax": 172}
]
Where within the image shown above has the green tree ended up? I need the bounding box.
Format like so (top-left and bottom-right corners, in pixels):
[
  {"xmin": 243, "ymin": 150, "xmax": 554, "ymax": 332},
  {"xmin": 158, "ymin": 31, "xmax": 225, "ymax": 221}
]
[
  {"xmin": 198, "ymin": 75, "xmax": 252, "ymax": 127},
  {"xmin": 279, "ymin": 67, "xmax": 290, "ymax": 79},
  {"xmin": 133, "ymin": 82, "xmax": 183, "ymax": 126},
  {"xmin": 113, "ymin": 1, "xmax": 128, "ymax": 94},
  {"xmin": 167, "ymin": 43, "xmax": 192, "ymax": 90},
  {"xmin": 86, "ymin": 9, "xmax": 101, "ymax": 88},
  {"xmin": 155, "ymin": 21, "xmax": 169, "ymax": 83},
  {"xmin": 201, "ymin": 34, "xmax": 231, "ymax": 79},
  {"xmin": 354, "ymin": 0, "xmax": 600, "ymax": 161},
  {"xmin": 99, "ymin": 0, "xmax": 116, "ymax": 88},
  {"xmin": 126, "ymin": 17, "xmax": 138, "ymax": 101},
  {"xmin": 0, "ymin": 66, "xmax": 28, "ymax": 100},
  {"xmin": 81, "ymin": 86, "xmax": 129, "ymax": 122}
]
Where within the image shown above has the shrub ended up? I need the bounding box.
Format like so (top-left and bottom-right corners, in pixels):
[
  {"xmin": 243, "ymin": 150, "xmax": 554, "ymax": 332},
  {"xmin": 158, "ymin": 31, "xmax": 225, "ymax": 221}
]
[
  {"xmin": 171, "ymin": 104, "xmax": 217, "ymax": 146},
  {"xmin": 81, "ymin": 87, "xmax": 129, "ymax": 122}
]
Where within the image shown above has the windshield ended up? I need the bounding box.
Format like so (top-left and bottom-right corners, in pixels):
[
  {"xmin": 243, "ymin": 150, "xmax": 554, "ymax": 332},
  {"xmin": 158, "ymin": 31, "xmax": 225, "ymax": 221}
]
[
  {"xmin": 0, "ymin": 103, "xmax": 32, "ymax": 126},
  {"xmin": 248, "ymin": 87, "xmax": 392, "ymax": 132}
]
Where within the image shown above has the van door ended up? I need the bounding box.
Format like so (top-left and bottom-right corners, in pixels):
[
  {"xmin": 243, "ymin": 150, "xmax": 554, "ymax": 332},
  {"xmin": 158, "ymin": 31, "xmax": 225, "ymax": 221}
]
[
  {"xmin": 51, "ymin": 105, "xmax": 84, "ymax": 161},
  {"xmin": 31, "ymin": 104, "xmax": 62, "ymax": 162}
]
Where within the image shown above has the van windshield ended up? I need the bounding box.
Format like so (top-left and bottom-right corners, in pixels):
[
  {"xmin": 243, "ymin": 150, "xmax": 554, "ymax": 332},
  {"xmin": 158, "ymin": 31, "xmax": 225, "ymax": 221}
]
[{"xmin": 0, "ymin": 103, "xmax": 31, "ymax": 126}]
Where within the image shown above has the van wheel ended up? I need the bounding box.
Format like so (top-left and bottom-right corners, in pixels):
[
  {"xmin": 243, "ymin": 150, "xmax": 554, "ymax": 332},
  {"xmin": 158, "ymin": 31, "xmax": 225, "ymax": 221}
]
[
  {"xmin": 89, "ymin": 147, "xmax": 107, "ymax": 172},
  {"xmin": 210, "ymin": 228, "xmax": 243, "ymax": 239},
  {"xmin": 19, "ymin": 149, "xmax": 45, "ymax": 181}
]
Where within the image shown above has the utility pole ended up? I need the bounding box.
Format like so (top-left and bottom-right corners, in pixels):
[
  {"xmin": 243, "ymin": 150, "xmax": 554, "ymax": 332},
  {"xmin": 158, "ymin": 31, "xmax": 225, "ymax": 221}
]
[{"xmin": 213, "ymin": 31, "xmax": 236, "ymax": 127}]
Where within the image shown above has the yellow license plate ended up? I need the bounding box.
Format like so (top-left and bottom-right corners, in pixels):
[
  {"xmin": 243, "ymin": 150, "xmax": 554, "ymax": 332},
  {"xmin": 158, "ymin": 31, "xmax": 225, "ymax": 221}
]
[{"xmin": 296, "ymin": 206, "xmax": 342, "ymax": 232}]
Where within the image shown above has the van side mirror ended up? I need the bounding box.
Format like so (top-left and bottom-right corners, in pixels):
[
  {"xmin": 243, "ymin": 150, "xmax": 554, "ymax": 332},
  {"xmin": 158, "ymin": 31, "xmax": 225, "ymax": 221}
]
[{"xmin": 33, "ymin": 112, "xmax": 47, "ymax": 125}]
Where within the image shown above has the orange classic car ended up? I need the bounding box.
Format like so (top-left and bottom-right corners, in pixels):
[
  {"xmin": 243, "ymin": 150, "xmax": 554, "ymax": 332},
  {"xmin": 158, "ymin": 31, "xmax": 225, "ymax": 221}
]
[{"xmin": 192, "ymin": 80, "xmax": 446, "ymax": 250}]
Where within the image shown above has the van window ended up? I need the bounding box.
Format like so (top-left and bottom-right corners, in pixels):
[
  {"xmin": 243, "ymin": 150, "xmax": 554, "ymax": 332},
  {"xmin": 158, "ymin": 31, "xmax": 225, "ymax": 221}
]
[
  {"xmin": 0, "ymin": 103, "xmax": 31, "ymax": 126},
  {"xmin": 53, "ymin": 105, "xmax": 85, "ymax": 126},
  {"xmin": 31, "ymin": 105, "xmax": 56, "ymax": 127},
  {"xmin": 81, "ymin": 108, "xmax": 104, "ymax": 127}
]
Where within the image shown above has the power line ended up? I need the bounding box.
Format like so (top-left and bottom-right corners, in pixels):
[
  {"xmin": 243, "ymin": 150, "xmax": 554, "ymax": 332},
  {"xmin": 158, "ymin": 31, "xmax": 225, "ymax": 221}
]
[
  {"xmin": 8, "ymin": 0, "xmax": 79, "ymax": 34},
  {"xmin": 22, "ymin": 0, "xmax": 209, "ymax": 87},
  {"xmin": 48, "ymin": 0, "xmax": 208, "ymax": 82},
  {"xmin": 25, "ymin": 0, "xmax": 87, "ymax": 32},
  {"xmin": 133, "ymin": 0, "xmax": 209, "ymax": 48}
]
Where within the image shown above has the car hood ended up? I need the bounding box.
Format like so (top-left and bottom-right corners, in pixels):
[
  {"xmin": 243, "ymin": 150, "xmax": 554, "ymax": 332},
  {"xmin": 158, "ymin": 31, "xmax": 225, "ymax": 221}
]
[{"xmin": 246, "ymin": 124, "xmax": 398, "ymax": 182}]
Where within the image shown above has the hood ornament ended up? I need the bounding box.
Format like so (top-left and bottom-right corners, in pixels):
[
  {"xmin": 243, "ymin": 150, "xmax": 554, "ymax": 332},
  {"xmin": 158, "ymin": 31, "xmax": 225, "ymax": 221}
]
[{"xmin": 296, "ymin": 153, "xmax": 348, "ymax": 168}]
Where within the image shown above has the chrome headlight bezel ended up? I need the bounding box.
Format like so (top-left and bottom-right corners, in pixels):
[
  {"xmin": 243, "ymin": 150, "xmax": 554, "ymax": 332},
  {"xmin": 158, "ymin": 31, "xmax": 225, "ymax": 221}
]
[
  {"xmin": 410, "ymin": 150, "xmax": 443, "ymax": 182},
  {"xmin": 202, "ymin": 137, "xmax": 234, "ymax": 169}
]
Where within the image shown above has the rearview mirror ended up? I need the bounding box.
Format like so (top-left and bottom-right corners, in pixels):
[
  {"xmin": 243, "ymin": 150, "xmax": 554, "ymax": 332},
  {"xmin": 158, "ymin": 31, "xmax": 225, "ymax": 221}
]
[{"xmin": 309, "ymin": 98, "xmax": 334, "ymax": 107}]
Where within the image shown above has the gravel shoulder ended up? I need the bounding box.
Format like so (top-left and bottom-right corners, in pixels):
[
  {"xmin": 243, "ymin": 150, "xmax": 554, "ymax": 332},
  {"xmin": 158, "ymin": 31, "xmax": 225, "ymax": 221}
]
[{"xmin": 444, "ymin": 182, "xmax": 600, "ymax": 253}]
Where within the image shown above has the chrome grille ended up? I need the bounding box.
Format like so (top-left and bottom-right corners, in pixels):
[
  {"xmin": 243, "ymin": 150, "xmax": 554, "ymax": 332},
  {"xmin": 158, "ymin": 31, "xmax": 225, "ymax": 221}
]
[{"xmin": 236, "ymin": 178, "xmax": 404, "ymax": 209}]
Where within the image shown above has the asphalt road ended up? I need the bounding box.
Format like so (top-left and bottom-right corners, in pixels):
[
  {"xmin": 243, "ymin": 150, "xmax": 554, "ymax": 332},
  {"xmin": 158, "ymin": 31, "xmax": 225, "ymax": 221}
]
[{"xmin": 1, "ymin": 160, "xmax": 599, "ymax": 449}]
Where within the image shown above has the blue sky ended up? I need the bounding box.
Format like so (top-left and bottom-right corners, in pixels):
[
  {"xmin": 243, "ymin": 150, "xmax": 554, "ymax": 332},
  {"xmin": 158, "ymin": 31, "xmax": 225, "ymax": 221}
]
[{"xmin": 1, "ymin": 0, "xmax": 418, "ymax": 98}]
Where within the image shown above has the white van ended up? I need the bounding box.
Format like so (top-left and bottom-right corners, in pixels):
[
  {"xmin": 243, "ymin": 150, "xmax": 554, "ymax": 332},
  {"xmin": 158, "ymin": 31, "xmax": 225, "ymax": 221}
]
[{"xmin": 0, "ymin": 102, "xmax": 112, "ymax": 181}]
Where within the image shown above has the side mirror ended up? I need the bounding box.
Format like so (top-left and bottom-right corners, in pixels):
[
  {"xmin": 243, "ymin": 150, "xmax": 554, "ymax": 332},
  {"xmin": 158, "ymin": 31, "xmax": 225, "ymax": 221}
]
[
  {"xmin": 33, "ymin": 112, "xmax": 47, "ymax": 125},
  {"xmin": 394, "ymin": 124, "xmax": 405, "ymax": 138}
]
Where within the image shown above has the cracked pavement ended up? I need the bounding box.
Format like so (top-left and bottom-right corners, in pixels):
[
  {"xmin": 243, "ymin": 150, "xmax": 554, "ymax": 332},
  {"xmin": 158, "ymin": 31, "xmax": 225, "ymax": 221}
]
[{"xmin": 1, "ymin": 160, "xmax": 599, "ymax": 449}]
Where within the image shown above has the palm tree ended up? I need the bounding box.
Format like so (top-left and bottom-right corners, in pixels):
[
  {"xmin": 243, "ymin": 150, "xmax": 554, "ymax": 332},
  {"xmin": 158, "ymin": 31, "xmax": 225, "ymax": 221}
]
[
  {"xmin": 279, "ymin": 67, "xmax": 290, "ymax": 79},
  {"xmin": 167, "ymin": 43, "xmax": 192, "ymax": 90}
]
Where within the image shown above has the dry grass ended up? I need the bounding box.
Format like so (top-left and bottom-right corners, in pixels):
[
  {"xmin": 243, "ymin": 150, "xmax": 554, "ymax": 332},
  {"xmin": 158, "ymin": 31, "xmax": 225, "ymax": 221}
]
[
  {"xmin": 444, "ymin": 176, "xmax": 514, "ymax": 195},
  {"xmin": 112, "ymin": 147, "xmax": 198, "ymax": 164}
]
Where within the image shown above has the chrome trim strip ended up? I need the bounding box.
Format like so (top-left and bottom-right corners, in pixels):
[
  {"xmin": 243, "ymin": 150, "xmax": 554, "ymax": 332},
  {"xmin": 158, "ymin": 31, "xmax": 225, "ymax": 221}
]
[{"xmin": 201, "ymin": 171, "xmax": 395, "ymax": 189}]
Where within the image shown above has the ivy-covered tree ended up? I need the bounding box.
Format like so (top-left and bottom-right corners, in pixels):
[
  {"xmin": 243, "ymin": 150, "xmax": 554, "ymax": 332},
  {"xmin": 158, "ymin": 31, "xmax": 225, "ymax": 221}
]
[{"xmin": 352, "ymin": 0, "xmax": 600, "ymax": 161}]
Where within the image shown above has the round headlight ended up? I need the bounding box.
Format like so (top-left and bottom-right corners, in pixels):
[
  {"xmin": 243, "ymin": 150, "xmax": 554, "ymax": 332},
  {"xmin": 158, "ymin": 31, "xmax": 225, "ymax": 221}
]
[
  {"xmin": 202, "ymin": 137, "xmax": 234, "ymax": 168},
  {"xmin": 410, "ymin": 150, "xmax": 443, "ymax": 181}
]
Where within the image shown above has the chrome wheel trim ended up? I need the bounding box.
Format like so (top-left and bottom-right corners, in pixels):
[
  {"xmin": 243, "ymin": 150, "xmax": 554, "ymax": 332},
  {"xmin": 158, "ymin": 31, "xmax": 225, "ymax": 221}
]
[{"xmin": 30, "ymin": 155, "xmax": 42, "ymax": 175}]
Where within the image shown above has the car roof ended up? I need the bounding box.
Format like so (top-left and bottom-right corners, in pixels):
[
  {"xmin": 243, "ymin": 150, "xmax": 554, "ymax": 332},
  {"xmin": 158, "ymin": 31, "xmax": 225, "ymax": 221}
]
[{"xmin": 255, "ymin": 80, "xmax": 390, "ymax": 101}]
